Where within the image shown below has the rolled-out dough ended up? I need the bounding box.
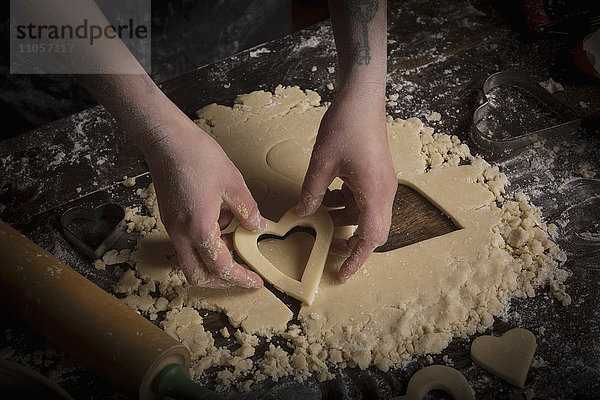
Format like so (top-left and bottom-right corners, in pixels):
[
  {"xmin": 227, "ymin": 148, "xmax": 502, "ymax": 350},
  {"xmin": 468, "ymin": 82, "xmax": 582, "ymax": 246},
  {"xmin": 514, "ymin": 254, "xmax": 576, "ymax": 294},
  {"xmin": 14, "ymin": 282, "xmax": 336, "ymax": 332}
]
[{"xmin": 119, "ymin": 86, "xmax": 570, "ymax": 390}]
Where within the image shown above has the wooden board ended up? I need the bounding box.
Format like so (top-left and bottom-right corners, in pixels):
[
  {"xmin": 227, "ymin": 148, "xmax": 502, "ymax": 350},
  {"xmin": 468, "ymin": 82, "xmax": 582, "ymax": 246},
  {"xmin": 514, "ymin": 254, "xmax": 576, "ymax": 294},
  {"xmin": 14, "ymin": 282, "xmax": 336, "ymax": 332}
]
[{"xmin": 1, "ymin": 0, "xmax": 599, "ymax": 399}]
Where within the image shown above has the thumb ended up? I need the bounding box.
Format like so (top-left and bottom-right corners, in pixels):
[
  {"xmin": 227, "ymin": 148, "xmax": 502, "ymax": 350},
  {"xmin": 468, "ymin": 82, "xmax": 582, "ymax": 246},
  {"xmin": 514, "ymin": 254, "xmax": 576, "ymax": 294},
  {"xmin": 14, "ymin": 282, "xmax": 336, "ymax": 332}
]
[{"xmin": 297, "ymin": 158, "xmax": 335, "ymax": 217}]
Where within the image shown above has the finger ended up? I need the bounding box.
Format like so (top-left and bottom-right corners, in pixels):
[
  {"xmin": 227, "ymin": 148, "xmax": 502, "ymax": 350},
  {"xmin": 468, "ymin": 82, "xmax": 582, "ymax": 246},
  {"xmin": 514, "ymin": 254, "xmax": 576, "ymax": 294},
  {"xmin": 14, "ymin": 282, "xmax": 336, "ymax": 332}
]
[
  {"xmin": 193, "ymin": 222, "xmax": 263, "ymax": 288},
  {"xmin": 194, "ymin": 266, "xmax": 237, "ymax": 288},
  {"xmin": 329, "ymin": 237, "xmax": 351, "ymax": 256},
  {"xmin": 297, "ymin": 157, "xmax": 336, "ymax": 217},
  {"xmin": 338, "ymin": 236, "xmax": 375, "ymax": 283},
  {"xmin": 338, "ymin": 204, "xmax": 389, "ymax": 282},
  {"xmin": 223, "ymin": 178, "xmax": 266, "ymax": 232},
  {"xmin": 218, "ymin": 207, "xmax": 235, "ymax": 230},
  {"xmin": 172, "ymin": 238, "xmax": 233, "ymax": 288}
]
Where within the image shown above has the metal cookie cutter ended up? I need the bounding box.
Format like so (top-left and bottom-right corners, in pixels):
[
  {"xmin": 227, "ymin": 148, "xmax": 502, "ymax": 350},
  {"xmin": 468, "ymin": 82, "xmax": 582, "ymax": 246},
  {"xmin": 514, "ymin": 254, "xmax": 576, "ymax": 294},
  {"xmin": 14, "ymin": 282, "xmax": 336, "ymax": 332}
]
[
  {"xmin": 471, "ymin": 71, "xmax": 582, "ymax": 152},
  {"xmin": 60, "ymin": 203, "xmax": 125, "ymax": 259}
]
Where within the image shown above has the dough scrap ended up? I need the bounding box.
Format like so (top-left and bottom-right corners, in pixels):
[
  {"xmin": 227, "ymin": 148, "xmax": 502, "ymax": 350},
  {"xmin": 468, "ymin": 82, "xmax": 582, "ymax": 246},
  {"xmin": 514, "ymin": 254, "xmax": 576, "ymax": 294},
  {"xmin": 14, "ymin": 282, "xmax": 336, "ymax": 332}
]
[
  {"xmin": 470, "ymin": 327, "xmax": 537, "ymax": 387},
  {"xmin": 392, "ymin": 365, "xmax": 474, "ymax": 400},
  {"xmin": 119, "ymin": 86, "xmax": 570, "ymax": 391},
  {"xmin": 234, "ymin": 206, "xmax": 333, "ymax": 305}
]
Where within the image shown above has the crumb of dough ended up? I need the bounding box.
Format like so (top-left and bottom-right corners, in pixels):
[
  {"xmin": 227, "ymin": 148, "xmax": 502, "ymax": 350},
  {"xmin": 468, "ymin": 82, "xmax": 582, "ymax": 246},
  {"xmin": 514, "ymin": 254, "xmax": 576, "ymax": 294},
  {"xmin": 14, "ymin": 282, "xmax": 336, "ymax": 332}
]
[
  {"xmin": 388, "ymin": 93, "xmax": 399, "ymax": 101},
  {"xmin": 122, "ymin": 176, "xmax": 136, "ymax": 187},
  {"xmin": 578, "ymin": 167, "xmax": 596, "ymax": 178},
  {"xmin": 387, "ymin": 101, "xmax": 398, "ymax": 107},
  {"xmin": 76, "ymin": 187, "xmax": 82, "ymax": 193},
  {"xmin": 118, "ymin": 86, "xmax": 571, "ymax": 392},
  {"xmin": 539, "ymin": 78, "xmax": 564, "ymax": 94},
  {"xmin": 161, "ymin": 307, "xmax": 215, "ymax": 358},
  {"xmin": 102, "ymin": 249, "xmax": 131, "ymax": 265},
  {"xmin": 220, "ymin": 327, "xmax": 230, "ymax": 338},
  {"xmin": 249, "ymin": 47, "xmax": 270, "ymax": 58},
  {"xmin": 114, "ymin": 269, "xmax": 141, "ymax": 294},
  {"xmin": 255, "ymin": 344, "xmax": 293, "ymax": 382},
  {"xmin": 93, "ymin": 259, "xmax": 106, "ymax": 270},
  {"xmin": 326, "ymin": 83, "xmax": 334, "ymax": 91},
  {"xmin": 327, "ymin": 66, "xmax": 335, "ymax": 74},
  {"xmin": 311, "ymin": 66, "xmax": 317, "ymax": 72},
  {"xmin": 425, "ymin": 111, "xmax": 441, "ymax": 122},
  {"xmin": 124, "ymin": 207, "xmax": 156, "ymax": 233}
]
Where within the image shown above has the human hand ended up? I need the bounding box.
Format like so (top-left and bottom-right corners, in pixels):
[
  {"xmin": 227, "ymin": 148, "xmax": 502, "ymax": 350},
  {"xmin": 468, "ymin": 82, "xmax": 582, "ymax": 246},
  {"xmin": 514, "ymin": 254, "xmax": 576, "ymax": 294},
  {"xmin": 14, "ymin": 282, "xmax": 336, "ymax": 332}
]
[
  {"xmin": 297, "ymin": 84, "xmax": 397, "ymax": 282},
  {"xmin": 140, "ymin": 118, "xmax": 265, "ymax": 288}
]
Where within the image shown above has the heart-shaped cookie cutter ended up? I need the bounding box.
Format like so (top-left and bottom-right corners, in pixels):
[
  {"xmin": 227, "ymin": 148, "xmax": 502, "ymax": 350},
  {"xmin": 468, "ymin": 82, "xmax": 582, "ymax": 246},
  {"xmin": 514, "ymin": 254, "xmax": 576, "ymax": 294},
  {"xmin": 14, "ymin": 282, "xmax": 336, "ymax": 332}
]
[
  {"xmin": 60, "ymin": 203, "xmax": 125, "ymax": 259},
  {"xmin": 234, "ymin": 206, "xmax": 333, "ymax": 305},
  {"xmin": 471, "ymin": 71, "xmax": 581, "ymax": 151}
]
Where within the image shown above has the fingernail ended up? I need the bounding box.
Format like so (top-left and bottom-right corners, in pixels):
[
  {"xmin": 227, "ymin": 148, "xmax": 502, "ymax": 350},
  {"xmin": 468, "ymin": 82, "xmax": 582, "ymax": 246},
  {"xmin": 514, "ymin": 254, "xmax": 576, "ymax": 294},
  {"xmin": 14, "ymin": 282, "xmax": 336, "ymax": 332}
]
[{"xmin": 259, "ymin": 216, "xmax": 267, "ymax": 231}]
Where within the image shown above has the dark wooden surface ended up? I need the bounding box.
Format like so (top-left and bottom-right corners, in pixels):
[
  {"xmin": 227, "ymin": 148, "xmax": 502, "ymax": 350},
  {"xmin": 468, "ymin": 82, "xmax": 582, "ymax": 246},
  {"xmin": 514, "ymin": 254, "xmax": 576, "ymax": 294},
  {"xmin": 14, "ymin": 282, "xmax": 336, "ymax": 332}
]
[
  {"xmin": 376, "ymin": 184, "xmax": 458, "ymax": 253},
  {"xmin": 1, "ymin": 1, "xmax": 600, "ymax": 399}
]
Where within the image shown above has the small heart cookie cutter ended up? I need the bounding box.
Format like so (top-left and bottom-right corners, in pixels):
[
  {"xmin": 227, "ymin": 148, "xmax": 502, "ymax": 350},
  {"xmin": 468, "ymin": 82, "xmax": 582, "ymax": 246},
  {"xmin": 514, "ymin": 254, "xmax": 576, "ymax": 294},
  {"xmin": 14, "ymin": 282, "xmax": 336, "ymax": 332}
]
[
  {"xmin": 471, "ymin": 71, "xmax": 581, "ymax": 151},
  {"xmin": 60, "ymin": 203, "xmax": 125, "ymax": 259}
]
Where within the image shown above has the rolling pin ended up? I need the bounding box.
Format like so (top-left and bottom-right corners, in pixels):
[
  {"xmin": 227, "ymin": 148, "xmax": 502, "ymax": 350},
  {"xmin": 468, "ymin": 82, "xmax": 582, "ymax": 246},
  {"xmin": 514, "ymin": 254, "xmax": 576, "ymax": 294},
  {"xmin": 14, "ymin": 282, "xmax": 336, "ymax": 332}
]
[{"xmin": 0, "ymin": 221, "xmax": 221, "ymax": 400}]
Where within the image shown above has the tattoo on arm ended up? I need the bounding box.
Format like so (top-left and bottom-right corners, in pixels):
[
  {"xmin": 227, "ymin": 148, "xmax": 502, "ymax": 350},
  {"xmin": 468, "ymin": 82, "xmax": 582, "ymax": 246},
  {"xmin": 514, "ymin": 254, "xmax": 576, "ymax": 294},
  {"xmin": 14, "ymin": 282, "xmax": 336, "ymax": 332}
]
[{"xmin": 345, "ymin": 0, "xmax": 379, "ymax": 65}]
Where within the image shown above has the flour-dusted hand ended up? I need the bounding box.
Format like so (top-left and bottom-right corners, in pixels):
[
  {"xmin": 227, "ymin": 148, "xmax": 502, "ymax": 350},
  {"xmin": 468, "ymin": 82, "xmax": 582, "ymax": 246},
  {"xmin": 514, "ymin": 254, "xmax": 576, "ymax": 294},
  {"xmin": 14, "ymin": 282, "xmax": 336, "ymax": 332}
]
[
  {"xmin": 29, "ymin": 0, "xmax": 266, "ymax": 289},
  {"xmin": 141, "ymin": 118, "xmax": 266, "ymax": 288},
  {"xmin": 297, "ymin": 84, "xmax": 397, "ymax": 282},
  {"xmin": 298, "ymin": 0, "xmax": 395, "ymax": 282}
]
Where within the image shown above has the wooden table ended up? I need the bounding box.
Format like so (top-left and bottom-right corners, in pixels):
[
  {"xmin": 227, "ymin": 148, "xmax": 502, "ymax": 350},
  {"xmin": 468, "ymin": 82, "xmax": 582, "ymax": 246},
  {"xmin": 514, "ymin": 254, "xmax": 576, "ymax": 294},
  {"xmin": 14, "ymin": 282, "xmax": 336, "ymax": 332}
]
[{"xmin": 1, "ymin": 1, "xmax": 599, "ymax": 398}]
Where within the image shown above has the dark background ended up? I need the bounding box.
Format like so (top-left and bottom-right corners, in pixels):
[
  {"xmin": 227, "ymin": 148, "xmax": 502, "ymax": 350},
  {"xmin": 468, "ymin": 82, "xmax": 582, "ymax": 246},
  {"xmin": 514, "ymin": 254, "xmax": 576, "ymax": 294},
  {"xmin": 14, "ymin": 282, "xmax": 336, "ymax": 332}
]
[
  {"xmin": 0, "ymin": 0, "xmax": 331, "ymax": 141},
  {"xmin": 1, "ymin": 0, "xmax": 596, "ymax": 143}
]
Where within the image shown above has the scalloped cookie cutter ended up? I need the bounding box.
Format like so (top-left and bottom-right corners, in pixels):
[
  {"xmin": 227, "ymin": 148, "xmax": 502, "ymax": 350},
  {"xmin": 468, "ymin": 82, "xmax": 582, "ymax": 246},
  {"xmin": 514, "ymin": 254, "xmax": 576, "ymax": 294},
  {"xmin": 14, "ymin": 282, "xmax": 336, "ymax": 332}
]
[
  {"xmin": 234, "ymin": 206, "xmax": 333, "ymax": 305},
  {"xmin": 471, "ymin": 71, "xmax": 581, "ymax": 151}
]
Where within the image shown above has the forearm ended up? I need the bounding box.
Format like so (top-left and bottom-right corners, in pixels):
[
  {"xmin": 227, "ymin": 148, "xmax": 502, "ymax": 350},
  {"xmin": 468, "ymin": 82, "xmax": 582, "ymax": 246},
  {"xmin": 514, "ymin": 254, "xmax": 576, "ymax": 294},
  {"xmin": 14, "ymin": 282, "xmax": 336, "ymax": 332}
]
[
  {"xmin": 75, "ymin": 73, "xmax": 196, "ymax": 154},
  {"xmin": 328, "ymin": 0, "xmax": 387, "ymax": 94},
  {"xmin": 15, "ymin": 0, "xmax": 195, "ymax": 153}
]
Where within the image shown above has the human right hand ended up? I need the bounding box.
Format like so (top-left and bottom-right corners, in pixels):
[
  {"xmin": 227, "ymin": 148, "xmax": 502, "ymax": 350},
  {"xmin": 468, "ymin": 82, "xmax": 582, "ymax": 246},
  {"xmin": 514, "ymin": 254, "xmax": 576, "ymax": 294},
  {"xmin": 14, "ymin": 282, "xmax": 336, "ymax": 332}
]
[{"xmin": 296, "ymin": 84, "xmax": 397, "ymax": 283}]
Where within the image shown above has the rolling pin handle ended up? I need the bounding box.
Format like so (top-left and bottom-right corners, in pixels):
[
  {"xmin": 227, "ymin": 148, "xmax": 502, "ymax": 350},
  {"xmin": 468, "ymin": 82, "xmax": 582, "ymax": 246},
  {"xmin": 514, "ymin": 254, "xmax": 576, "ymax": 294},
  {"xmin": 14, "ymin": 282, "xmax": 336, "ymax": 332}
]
[{"xmin": 152, "ymin": 364, "xmax": 226, "ymax": 400}]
